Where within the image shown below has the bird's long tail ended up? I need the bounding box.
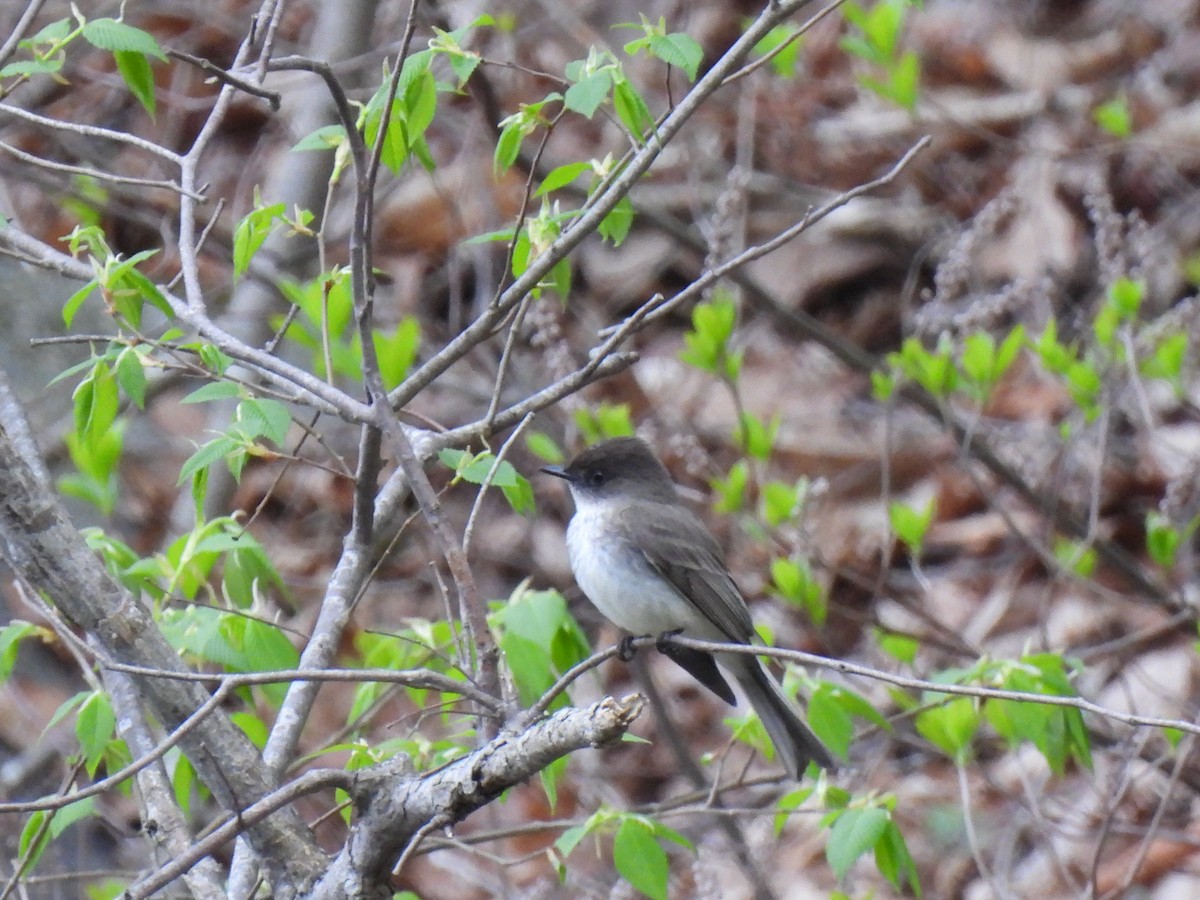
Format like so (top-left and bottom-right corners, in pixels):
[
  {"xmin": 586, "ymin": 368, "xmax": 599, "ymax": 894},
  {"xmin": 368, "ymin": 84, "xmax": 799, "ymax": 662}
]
[{"xmin": 733, "ymin": 658, "xmax": 837, "ymax": 779}]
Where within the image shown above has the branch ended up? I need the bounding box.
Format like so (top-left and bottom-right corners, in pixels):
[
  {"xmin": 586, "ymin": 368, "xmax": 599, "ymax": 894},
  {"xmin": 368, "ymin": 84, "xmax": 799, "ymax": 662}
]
[
  {"xmin": 104, "ymin": 669, "xmax": 227, "ymax": 900},
  {"xmin": 168, "ymin": 48, "xmax": 282, "ymax": 109},
  {"xmin": 124, "ymin": 767, "xmax": 353, "ymax": 900},
  {"xmin": 0, "ymin": 102, "xmax": 184, "ymax": 164},
  {"xmin": 386, "ymin": 0, "xmax": 822, "ymax": 411},
  {"xmin": 309, "ymin": 694, "xmax": 644, "ymax": 897},
  {"xmin": 0, "ymin": 224, "xmax": 374, "ymax": 421},
  {"xmin": 0, "ymin": 0, "xmax": 47, "ymax": 73},
  {"xmin": 0, "ymin": 413, "xmax": 323, "ymax": 895},
  {"xmin": 656, "ymin": 636, "xmax": 1200, "ymax": 738},
  {"xmin": 0, "ymin": 141, "xmax": 205, "ymax": 199}
]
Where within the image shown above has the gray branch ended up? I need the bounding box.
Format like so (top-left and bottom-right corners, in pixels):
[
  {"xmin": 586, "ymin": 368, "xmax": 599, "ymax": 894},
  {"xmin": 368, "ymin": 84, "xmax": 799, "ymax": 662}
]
[
  {"xmin": 310, "ymin": 694, "xmax": 644, "ymax": 898},
  {"xmin": 0, "ymin": 407, "xmax": 323, "ymax": 897}
]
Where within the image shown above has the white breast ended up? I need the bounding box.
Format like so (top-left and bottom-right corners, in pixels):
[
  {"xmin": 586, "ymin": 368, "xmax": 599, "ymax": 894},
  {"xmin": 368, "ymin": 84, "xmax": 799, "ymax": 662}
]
[{"xmin": 565, "ymin": 501, "xmax": 719, "ymax": 638}]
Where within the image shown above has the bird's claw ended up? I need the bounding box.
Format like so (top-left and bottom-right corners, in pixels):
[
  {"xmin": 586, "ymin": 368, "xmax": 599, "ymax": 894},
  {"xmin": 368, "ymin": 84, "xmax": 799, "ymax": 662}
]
[
  {"xmin": 655, "ymin": 629, "xmax": 684, "ymax": 654},
  {"xmin": 617, "ymin": 635, "xmax": 642, "ymax": 661}
]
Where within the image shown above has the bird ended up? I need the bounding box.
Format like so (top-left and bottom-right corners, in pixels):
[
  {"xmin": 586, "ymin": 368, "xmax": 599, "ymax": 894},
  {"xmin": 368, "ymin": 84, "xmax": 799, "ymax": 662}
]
[{"xmin": 542, "ymin": 435, "xmax": 836, "ymax": 778}]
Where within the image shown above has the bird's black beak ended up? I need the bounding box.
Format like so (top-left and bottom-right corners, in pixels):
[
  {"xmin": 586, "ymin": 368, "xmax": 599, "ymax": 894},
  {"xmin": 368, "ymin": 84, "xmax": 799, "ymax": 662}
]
[{"xmin": 540, "ymin": 464, "xmax": 573, "ymax": 481}]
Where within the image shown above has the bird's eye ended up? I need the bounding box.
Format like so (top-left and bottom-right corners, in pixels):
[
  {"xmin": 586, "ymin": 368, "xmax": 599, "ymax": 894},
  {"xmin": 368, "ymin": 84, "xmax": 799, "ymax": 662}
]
[{"xmin": 587, "ymin": 469, "xmax": 606, "ymax": 487}]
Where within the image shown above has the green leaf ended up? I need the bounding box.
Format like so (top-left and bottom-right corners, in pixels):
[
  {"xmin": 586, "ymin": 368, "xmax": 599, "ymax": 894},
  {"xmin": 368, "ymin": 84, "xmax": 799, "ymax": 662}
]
[
  {"xmin": 875, "ymin": 628, "xmax": 919, "ymax": 664},
  {"xmin": 439, "ymin": 448, "xmax": 520, "ymax": 487},
  {"xmin": 0, "ymin": 58, "xmax": 65, "ymax": 78},
  {"xmin": 959, "ymin": 333, "xmax": 995, "ymax": 387},
  {"xmin": 237, "ymin": 397, "xmax": 291, "ymax": 445},
  {"xmin": 889, "ymin": 497, "xmax": 936, "ymax": 557},
  {"xmin": 806, "ymin": 687, "xmax": 854, "ymax": 758},
  {"xmin": 46, "ymin": 691, "xmax": 90, "ymax": 733},
  {"xmin": 63, "ymin": 395, "xmax": 124, "ymax": 502},
  {"xmin": 555, "ymin": 822, "xmax": 591, "ymax": 859},
  {"xmin": 735, "ymin": 412, "xmax": 777, "ymax": 460},
  {"xmin": 885, "ymin": 51, "xmax": 921, "ymax": 109},
  {"xmin": 76, "ymin": 691, "xmax": 116, "ymax": 778},
  {"xmin": 915, "ymin": 696, "xmax": 979, "ymax": 762},
  {"xmin": 159, "ymin": 606, "xmax": 242, "ymax": 668},
  {"xmin": 539, "ymin": 754, "xmax": 568, "ymax": 813},
  {"xmin": 536, "ymin": 161, "xmax": 590, "ymax": 197},
  {"xmin": 548, "ymin": 255, "xmax": 572, "ymax": 301},
  {"xmin": 773, "ymin": 785, "xmax": 815, "ymax": 835},
  {"xmin": 19, "ymin": 797, "xmax": 96, "ymax": 873},
  {"xmin": 373, "ymin": 318, "xmax": 421, "ymax": 390},
  {"xmin": 82, "ymin": 19, "xmax": 167, "ymax": 59},
  {"xmin": 231, "ymin": 711, "xmax": 269, "ymax": 749},
  {"xmin": 62, "ymin": 282, "xmax": 97, "ymax": 328},
  {"xmin": 826, "ymin": 807, "xmax": 889, "ymax": 881},
  {"xmin": 292, "ymin": 124, "xmax": 348, "ymax": 152},
  {"xmin": 50, "ymin": 797, "xmax": 97, "ymax": 840},
  {"xmin": 501, "ymin": 475, "xmax": 536, "ymax": 516},
  {"xmin": 770, "ymin": 557, "xmax": 825, "ymax": 625},
  {"xmin": 1108, "ymin": 276, "xmax": 1144, "ymax": 317},
  {"xmin": 1034, "ymin": 318, "xmax": 1071, "ymax": 374},
  {"xmin": 995, "ymin": 324, "xmax": 1026, "ymax": 377},
  {"xmin": 510, "ymin": 228, "xmax": 532, "ymax": 278},
  {"xmin": 525, "ymin": 431, "xmax": 564, "ymax": 464},
  {"xmin": 871, "ymin": 369, "xmax": 896, "ymax": 403},
  {"xmin": 114, "ymin": 348, "xmax": 146, "ymax": 408},
  {"xmin": 114, "ymin": 50, "xmax": 156, "ymax": 117},
  {"xmin": 1142, "ymin": 333, "xmax": 1187, "ymax": 384},
  {"xmin": 646, "ymin": 32, "xmax": 703, "ymax": 80},
  {"xmin": 219, "ymin": 532, "xmax": 285, "ymax": 608},
  {"xmin": 232, "ymin": 198, "xmax": 286, "ymax": 279},
  {"xmin": 415, "ymin": 124, "xmax": 443, "ymax": 169},
  {"xmin": 875, "ymin": 820, "xmax": 921, "ymax": 894},
  {"xmin": 711, "ymin": 460, "xmax": 748, "ymax": 514},
  {"xmin": 234, "ymin": 619, "xmax": 300, "ymax": 704},
  {"xmin": 0, "ymin": 621, "xmax": 39, "ymax": 681},
  {"xmin": 177, "ymin": 436, "xmax": 239, "ymax": 485},
  {"xmin": 681, "ymin": 296, "xmax": 737, "ymax": 373},
  {"xmin": 493, "ymin": 120, "xmax": 525, "ymax": 174},
  {"xmin": 403, "ymin": 66, "xmax": 438, "ymax": 137},
  {"xmin": 27, "ymin": 18, "xmax": 72, "ymax": 44},
  {"xmin": 18, "ymin": 810, "xmax": 52, "ymax": 868},
  {"xmin": 492, "ymin": 588, "xmax": 589, "ymax": 708},
  {"xmin": 761, "ymin": 480, "xmax": 798, "ymax": 526},
  {"xmin": 1094, "ymin": 95, "xmax": 1132, "ymax": 138},
  {"xmin": 1054, "ymin": 536, "xmax": 1097, "ymax": 577},
  {"xmin": 612, "ymin": 80, "xmax": 655, "ymax": 140},
  {"xmin": 182, "ymin": 381, "xmax": 243, "ymax": 404},
  {"xmin": 598, "ymin": 195, "xmax": 634, "ymax": 246},
  {"xmin": 1146, "ymin": 512, "xmax": 1181, "ymax": 568},
  {"xmin": 614, "ymin": 817, "xmax": 670, "ymax": 900},
  {"xmin": 73, "ymin": 362, "xmax": 120, "ymax": 445},
  {"xmin": 752, "ymin": 25, "xmax": 803, "ymax": 78},
  {"xmin": 111, "ymin": 263, "xmax": 170, "ymax": 328},
  {"xmin": 198, "ymin": 345, "xmax": 234, "ymax": 377},
  {"xmin": 564, "ymin": 70, "xmax": 612, "ymax": 118},
  {"xmin": 574, "ymin": 403, "xmax": 634, "ymax": 442}
]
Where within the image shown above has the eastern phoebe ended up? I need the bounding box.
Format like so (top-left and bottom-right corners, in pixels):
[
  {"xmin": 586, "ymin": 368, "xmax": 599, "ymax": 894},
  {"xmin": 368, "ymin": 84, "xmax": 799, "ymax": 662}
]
[{"xmin": 543, "ymin": 436, "xmax": 836, "ymax": 778}]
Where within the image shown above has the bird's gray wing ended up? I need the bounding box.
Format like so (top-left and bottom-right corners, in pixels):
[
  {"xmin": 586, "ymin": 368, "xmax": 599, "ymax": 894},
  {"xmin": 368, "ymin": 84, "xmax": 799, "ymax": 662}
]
[{"xmin": 615, "ymin": 501, "xmax": 756, "ymax": 643}]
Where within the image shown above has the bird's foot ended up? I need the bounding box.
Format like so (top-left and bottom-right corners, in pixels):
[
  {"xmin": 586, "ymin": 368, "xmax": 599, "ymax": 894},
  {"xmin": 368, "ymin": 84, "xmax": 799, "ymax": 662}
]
[
  {"xmin": 655, "ymin": 629, "xmax": 684, "ymax": 655},
  {"xmin": 617, "ymin": 635, "xmax": 644, "ymax": 662}
]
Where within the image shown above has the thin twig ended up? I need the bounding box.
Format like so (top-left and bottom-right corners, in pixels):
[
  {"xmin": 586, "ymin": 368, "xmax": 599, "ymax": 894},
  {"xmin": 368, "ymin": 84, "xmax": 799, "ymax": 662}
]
[
  {"xmin": 462, "ymin": 413, "xmax": 536, "ymax": 558},
  {"xmin": 721, "ymin": 0, "xmax": 846, "ymax": 86},
  {"xmin": 0, "ymin": 0, "xmax": 47, "ymax": 72},
  {"xmin": 167, "ymin": 49, "xmax": 282, "ymax": 109},
  {"xmin": 0, "ymin": 142, "xmax": 204, "ymax": 198},
  {"xmin": 123, "ymin": 768, "xmax": 352, "ymax": 900},
  {"xmin": 387, "ymin": 0, "xmax": 822, "ymax": 411},
  {"xmin": 392, "ymin": 814, "xmax": 451, "ymax": 879},
  {"xmin": 0, "ymin": 103, "xmax": 184, "ymax": 164}
]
